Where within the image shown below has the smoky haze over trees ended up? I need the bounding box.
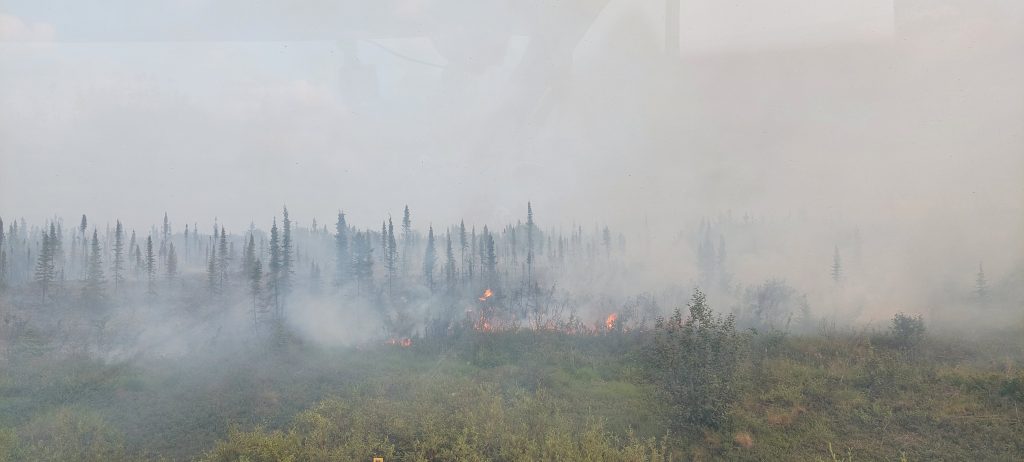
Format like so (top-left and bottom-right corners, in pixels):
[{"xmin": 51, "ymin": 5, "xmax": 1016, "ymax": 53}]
[
  {"xmin": 0, "ymin": 203, "xmax": 1019, "ymax": 349},
  {"xmin": 2, "ymin": 1, "xmax": 1021, "ymax": 325}
]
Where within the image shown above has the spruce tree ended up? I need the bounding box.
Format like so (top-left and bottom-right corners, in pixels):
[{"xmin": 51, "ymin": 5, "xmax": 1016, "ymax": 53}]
[
  {"xmin": 243, "ymin": 233, "xmax": 256, "ymax": 278},
  {"xmin": 218, "ymin": 226, "xmax": 229, "ymax": 289},
  {"xmin": 350, "ymin": 231, "xmax": 362, "ymax": 293},
  {"xmin": 423, "ymin": 225, "xmax": 436, "ymax": 290},
  {"xmin": 975, "ymin": 262, "xmax": 989, "ymax": 304},
  {"xmin": 509, "ymin": 224, "xmax": 518, "ymax": 267},
  {"xmin": 526, "ymin": 203, "xmax": 535, "ymax": 280},
  {"xmin": 145, "ymin": 236, "xmax": 156, "ymax": 295},
  {"xmin": 113, "ymin": 220, "xmax": 125, "ymax": 289},
  {"xmin": 459, "ymin": 220, "xmax": 468, "ymax": 282},
  {"xmin": 34, "ymin": 223, "xmax": 56, "ymax": 301},
  {"xmin": 486, "ymin": 232, "xmax": 497, "ymax": 281},
  {"xmin": 831, "ymin": 245, "xmax": 843, "ymax": 285},
  {"xmin": 401, "ymin": 205, "xmax": 412, "ymax": 274},
  {"xmin": 78, "ymin": 216, "xmax": 90, "ymax": 279},
  {"xmin": 0, "ymin": 247, "xmax": 6, "ymax": 291},
  {"xmin": 183, "ymin": 224, "xmax": 190, "ymax": 265},
  {"xmin": 444, "ymin": 231, "xmax": 456, "ymax": 291},
  {"xmin": 386, "ymin": 218, "xmax": 397, "ymax": 292},
  {"xmin": 380, "ymin": 220, "xmax": 389, "ymax": 292},
  {"xmin": 128, "ymin": 230, "xmax": 138, "ymax": 274},
  {"xmin": 250, "ymin": 258, "xmax": 263, "ymax": 325},
  {"xmin": 280, "ymin": 207, "xmax": 293, "ymax": 309},
  {"xmin": 83, "ymin": 229, "xmax": 107, "ymax": 307},
  {"xmin": 49, "ymin": 223, "xmax": 62, "ymax": 283},
  {"xmin": 269, "ymin": 218, "xmax": 281, "ymax": 314},
  {"xmin": 78, "ymin": 215, "xmax": 88, "ymax": 270},
  {"xmin": 481, "ymin": 226, "xmax": 497, "ymax": 283},
  {"xmin": 207, "ymin": 246, "xmax": 217, "ymax": 294},
  {"xmin": 351, "ymin": 231, "xmax": 374, "ymax": 294},
  {"xmin": 334, "ymin": 211, "xmax": 349, "ymax": 287},
  {"xmin": 166, "ymin": 242, "xmax": 178, "ymax": 280},
  {"xmin": 479, "ymin": 226, "xmax": 487, "ymax": 277},
  {"xmin": 134, "ymin": 243, "xmax": 143, "ymax": 278},
  {"xmin": 469, "ymin": 227, "xmax": 477, "ymax": 282},
  {"xmin": 160, "ymin": 212, "xmax": 170, "ymax": 258}
]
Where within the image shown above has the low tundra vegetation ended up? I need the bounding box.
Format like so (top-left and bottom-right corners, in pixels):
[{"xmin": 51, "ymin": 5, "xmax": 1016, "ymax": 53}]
[{"xmin": 4, "ymin": 295, "xmax": 1021, "ymax": 461}]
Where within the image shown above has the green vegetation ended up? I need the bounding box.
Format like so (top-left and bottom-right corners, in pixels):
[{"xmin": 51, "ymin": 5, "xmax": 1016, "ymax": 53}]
[
  {"xmin": 647, "ymin": 289, "xmax": 750, "ymax": 430},
  {"xmin": 2, "ymin": 308, "xmax": 1023, "ymax": 461}
]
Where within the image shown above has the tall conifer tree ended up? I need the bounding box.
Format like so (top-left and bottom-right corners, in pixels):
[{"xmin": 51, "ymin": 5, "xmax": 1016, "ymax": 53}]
[
  {"xmin": 280, "ymin": 207, "xmax": 293, "ymax": 310},
  {"xmin": 34, "ymin": 223, "xmax": 56, "ymax": 300},
  {"xmin": 145, "ymin": 236, "xmax": 156, "ymax": 295},
  {"xmin": 423, "ymin": 225, "xmax": 436, "ymax": 290},
  {"xmin": 166, "ymin": 242, "xmax": 178, "ymax": 280},
  {"xmin": 83, "ymin": 229, "xmax": 107, "ymax": 307},
  {"xmin": 334, "ymin": 211, "xmax": 349, "ymax": 287},
  {"xmin": 113, "ymin": 220, "xmax": 125, "ymax": 289}
]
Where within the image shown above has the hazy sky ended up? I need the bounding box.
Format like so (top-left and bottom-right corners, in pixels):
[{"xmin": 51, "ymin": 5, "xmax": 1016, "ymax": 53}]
[{"xmin": 1, "ymin": 0, "xmax": 1021, "ymax": 266}]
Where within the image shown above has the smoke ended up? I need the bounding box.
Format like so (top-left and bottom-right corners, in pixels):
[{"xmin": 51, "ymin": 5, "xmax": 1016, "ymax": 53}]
[
  {"xmin": 1, "ymin": 0, "xmax": 1022, "ymax": 331},
  {"xmin": 286, "ymin": 294, "xmax": 385, "ymax": 347}
]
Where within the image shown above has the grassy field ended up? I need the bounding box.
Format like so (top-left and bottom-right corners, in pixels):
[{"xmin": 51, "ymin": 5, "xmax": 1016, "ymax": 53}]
[{"xmin": 2, "ymin": 312, "xmax": 1023, "ymax": 461}]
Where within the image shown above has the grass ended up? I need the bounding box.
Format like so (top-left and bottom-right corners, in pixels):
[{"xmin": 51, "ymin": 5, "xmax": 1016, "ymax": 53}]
[{"xmin": 1, "ymin": 326, "xmax": 1023, "ymax": 461}]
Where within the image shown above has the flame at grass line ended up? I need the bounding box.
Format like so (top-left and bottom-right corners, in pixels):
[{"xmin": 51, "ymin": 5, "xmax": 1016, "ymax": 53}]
[
  {"xmin": 605, "ymin": 313, "xmax": 618, "ymax": 330},
  {"xmin": 467, "ymin": 289, "xmax": 623, "ymax": 335},
  {"xmin": 386, "ymin": 338, "xmax": 412, "ymax": 347},
  {"xmin": 476, "ymin": 318, "xmax": 494, "ymax": 332}
]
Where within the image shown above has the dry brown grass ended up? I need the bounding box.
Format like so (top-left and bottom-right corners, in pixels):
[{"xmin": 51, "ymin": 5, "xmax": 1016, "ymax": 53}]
[
  {"xmin": 733, "ymin": 431, "xmax": 754, "ymax": 449},
  {"xmin": 766, "ymin": 405, "xmax": 806, "ymax": 427}
]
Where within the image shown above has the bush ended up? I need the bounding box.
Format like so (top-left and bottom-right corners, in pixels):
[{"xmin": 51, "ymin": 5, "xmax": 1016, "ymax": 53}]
[
  {"xmin": 736, "ymin": 278, "xmax": 810, "ymax": 331},
  {"xmin": 646, "ymin": 289, "xmax": 750, "ymax": 430},
  {"xmin": 0, "ymin": 427, "xmax": 23, "ymax": 461},
  {"xmin": 13, "ymin": 408, "xmax": 127, "ymax": 462},
  {"xmin": 889, "ymin": 313, "xmax": 925, "ymax": 349},
  {"xmin": 1001, "ymin": 374, "xmax": 1024, "ymax": 402},
  {"xmin": 203, "ymin": 386, "xmax": 670, "ymax": 461}
]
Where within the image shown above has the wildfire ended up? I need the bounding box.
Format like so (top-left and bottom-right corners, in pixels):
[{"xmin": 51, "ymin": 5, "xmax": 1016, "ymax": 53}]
[
  {"xmin": 386, "ymin": 338, "xmax": 413, "ymax": 347},
  {"xmin": 605, "ymin": 313, "xmax": 618, "ymax": 330},
  {"xmin": 478, "ymin": 288, "xmax": 494, "ymax": 302}
]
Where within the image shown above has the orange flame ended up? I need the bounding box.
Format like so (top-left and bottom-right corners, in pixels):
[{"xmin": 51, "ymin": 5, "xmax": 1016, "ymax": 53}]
[
  {"xmin": 605, "ymin": 313, "xmax": 618, "ymax": 330},
  {"xmin": 474, "ymin": 316, "xmax": 493, "ymax": 332},
  {"xmin": 386, "ymin": 338, "xmax": 413, "ymax": 347},
  {"xmin": 478, "ymin": 288, "xmax": 494, "ymax": 301}
]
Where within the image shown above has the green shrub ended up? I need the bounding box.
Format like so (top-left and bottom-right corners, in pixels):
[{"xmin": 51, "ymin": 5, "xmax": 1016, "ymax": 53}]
[
  {"xmin": 646, "ymin": 289, "xmax": 751, "ymax": 430},
  {"xmin": 889, "ymin": 313, "xmax": 925, "ymax": 349},
  {"xmin": 0, "ymin": 427, "xmax": 24, "ymax": 461},
  {"xmin": 1001, "ymin": 374, "xmax": 1024, "ymax": 402},
  {"xmin": 13, "ymin": 408, "xmax": 127, "ymax": 462}
]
